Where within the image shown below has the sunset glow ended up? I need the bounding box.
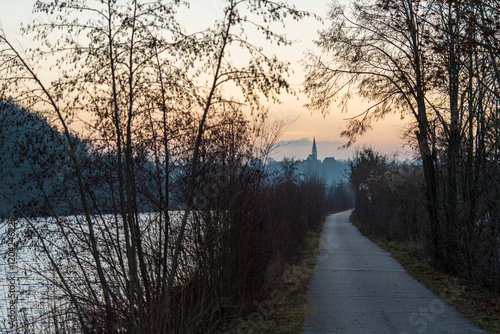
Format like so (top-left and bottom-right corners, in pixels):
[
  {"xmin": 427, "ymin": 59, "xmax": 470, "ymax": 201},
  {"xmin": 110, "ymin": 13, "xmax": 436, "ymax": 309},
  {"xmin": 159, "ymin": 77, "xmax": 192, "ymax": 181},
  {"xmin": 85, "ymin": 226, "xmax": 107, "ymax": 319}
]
[{"xmin": 0, "ymin": 0, "xmax": 410, "ymax": 161}]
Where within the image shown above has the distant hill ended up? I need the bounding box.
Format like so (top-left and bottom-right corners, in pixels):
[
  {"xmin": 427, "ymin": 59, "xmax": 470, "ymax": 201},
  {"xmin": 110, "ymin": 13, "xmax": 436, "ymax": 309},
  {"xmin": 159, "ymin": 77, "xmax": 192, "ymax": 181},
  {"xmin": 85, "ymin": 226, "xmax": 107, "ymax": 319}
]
[
  {"xmin": 0, "ymin": 100, "xmax": 176, "ymax": 218},
  {"xmin": 0, "ymin": 100, "xmax": 88, "ymax": 218}
]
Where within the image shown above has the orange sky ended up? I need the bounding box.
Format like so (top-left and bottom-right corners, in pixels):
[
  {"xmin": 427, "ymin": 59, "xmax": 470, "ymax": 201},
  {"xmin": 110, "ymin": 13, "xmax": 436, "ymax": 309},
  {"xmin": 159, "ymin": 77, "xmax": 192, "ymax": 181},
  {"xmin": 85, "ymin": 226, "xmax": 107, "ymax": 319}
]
[{"xmin": 0, "ymin": 0, "xmax": 412, "ymax": 161}]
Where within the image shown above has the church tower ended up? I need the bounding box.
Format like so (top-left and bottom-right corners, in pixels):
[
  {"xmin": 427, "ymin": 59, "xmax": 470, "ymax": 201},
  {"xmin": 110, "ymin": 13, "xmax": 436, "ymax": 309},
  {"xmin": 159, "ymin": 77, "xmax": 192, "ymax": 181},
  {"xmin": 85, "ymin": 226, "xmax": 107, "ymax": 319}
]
[
  {"xmin": 307, "ymin": 136, "xmax": 318, "ymax": 162},
  {"xmin": 312, "ymin": 136, "xmax": 317, "ymax": 161}
]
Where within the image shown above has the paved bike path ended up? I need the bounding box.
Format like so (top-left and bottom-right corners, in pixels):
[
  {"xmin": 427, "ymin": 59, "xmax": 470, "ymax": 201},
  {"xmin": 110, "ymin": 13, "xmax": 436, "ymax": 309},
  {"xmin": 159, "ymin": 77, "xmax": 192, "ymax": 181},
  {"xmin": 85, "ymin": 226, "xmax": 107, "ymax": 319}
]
[{"xmin": 304, "ymin": 210, "xmax": 483, "ymax": 333}]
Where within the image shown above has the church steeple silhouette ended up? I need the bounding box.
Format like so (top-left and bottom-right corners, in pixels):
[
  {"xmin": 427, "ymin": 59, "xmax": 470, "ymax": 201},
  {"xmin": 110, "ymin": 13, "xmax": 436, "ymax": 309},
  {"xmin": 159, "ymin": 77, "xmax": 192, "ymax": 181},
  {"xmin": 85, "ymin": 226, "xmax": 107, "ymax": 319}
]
[
  {"xmin": 312, "ymin": 136, "xmax": 317, "ymax": 161},
  {"xmin": 306, "ymin": 136, "xmax": 318, "ymax": 162}
]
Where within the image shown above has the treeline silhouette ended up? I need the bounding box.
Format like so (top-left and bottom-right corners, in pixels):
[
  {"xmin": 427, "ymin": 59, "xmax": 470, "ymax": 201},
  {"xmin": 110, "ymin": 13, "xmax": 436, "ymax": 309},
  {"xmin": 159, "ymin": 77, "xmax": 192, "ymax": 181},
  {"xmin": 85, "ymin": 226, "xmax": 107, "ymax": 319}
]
[
  {"xmin": 350, "ymin": 147, "xmax": 499, "ymax": 292},
  {"xmin": 0, "ymin": 99, "xmax": 352, "ymax": 332},
  {"xmin": 305, "ymin": 0, "xmax": 500, "ymax": 292},
  {"xmin": 0, "ymin": 0, "xmax": 329, "ymax": 331}
]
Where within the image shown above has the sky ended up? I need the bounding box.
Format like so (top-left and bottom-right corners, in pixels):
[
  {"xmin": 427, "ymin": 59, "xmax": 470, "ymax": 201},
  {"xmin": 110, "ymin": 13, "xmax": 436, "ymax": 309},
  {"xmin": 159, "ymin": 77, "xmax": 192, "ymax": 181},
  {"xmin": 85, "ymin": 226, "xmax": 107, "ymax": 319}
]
[{"xmin": 0, "ymin": 0, "xmax": 412, "ymax": 161}]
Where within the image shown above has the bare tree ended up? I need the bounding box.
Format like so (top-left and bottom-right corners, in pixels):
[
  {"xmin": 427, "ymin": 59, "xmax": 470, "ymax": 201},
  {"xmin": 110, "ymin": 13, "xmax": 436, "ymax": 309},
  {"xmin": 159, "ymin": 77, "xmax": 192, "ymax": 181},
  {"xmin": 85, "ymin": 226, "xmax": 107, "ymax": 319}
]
[
  {"xmin": 0, "ymin": 0, "xmax": 313, "ymax": 332},
  {"xmin": 305, "ymin": 0, "xmax": 500, "ymax": 282},
  {"xmin": 304, "ymin": 0, "xmax": 442, "ymax": 263}
]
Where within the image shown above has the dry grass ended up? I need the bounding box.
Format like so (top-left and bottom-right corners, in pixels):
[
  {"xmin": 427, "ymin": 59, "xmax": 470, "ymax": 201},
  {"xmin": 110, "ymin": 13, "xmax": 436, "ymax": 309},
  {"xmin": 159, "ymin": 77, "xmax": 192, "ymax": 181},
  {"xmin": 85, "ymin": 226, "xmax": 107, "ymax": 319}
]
[
  {"xmin": 215, "ymin": 223, "xmax": 323, "ymax": 333},
  {"xmin": 352, "ymin": 218, "xmax": 500, "ymax": 334}
]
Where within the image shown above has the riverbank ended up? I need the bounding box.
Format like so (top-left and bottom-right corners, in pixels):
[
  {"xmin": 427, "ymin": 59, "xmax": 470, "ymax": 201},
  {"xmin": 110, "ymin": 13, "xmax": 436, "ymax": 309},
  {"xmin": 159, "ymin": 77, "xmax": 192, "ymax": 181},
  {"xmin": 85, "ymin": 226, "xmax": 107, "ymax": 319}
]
[{"xmin": 216, "ymin": 217, "xmax": 325, "ymax": 333}]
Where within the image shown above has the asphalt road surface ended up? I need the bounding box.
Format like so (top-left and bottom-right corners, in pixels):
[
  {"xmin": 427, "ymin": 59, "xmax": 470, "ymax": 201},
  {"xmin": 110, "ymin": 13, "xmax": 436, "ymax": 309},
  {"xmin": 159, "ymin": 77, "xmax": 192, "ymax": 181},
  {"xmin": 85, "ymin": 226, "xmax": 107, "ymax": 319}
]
[{"xmin": 304, "ymin": 210, "xmax": 483, "ymax": 334}]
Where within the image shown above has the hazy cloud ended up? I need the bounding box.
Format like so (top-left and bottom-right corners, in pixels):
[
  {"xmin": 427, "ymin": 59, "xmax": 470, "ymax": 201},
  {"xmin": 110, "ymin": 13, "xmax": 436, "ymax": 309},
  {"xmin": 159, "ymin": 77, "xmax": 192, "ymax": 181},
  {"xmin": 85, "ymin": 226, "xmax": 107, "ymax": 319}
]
[{"xmin": 271, "ymin": 138, "xmax": 350, "ymax": 161}]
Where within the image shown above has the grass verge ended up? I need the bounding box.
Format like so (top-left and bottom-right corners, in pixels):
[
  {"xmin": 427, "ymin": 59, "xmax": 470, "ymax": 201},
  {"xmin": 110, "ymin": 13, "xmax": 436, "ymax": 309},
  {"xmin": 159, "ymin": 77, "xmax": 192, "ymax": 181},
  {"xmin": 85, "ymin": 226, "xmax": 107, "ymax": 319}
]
[
  {"xmin": 351, "ymin": 216, "xmax": 500, "ymax": 334},
  {"xmin": 216, "ymin": 221, "xmax": 324, "ymax": 333}
]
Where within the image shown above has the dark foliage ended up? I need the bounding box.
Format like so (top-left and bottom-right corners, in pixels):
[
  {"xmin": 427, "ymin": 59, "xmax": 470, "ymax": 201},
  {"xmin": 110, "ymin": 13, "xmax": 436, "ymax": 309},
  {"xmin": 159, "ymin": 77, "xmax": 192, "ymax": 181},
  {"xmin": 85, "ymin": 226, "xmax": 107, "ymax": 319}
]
[{"xmin": 350, "ymin": 147, "xmax": 500, "ymax": 292}]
